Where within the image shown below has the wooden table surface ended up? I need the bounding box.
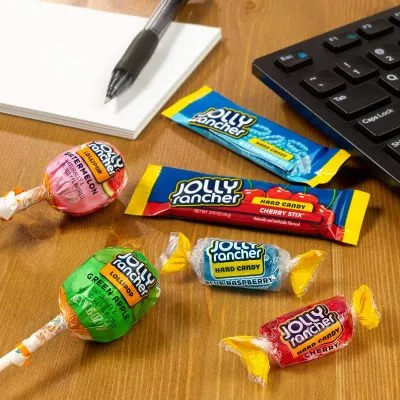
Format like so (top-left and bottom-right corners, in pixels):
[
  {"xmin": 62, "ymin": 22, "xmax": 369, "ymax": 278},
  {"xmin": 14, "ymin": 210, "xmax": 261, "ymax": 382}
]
[{"xmin": 1, "ymin": 0, "xmax": 399, "ymax": 398}]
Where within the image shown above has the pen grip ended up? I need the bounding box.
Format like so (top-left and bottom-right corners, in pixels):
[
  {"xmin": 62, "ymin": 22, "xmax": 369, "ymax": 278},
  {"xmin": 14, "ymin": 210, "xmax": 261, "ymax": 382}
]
[{"xmin": 116, "ymin": 30, "xmax": 159, "ymax": 80}]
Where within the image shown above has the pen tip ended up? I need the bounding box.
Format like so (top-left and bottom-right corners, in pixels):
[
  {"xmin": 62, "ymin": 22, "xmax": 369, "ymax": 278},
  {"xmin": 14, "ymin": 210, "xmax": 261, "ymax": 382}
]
[{"xmin": 104, "ymin": 96, "xmax": 112, "ymax": 104}]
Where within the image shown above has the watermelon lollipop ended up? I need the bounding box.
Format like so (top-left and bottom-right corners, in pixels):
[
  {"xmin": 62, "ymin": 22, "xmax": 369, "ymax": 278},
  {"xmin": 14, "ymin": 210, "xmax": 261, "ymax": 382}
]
[
  {"xmin": 0, "ymin": 247, "xmax": 160, "ymax": 372},
  {"xmin": 0, "ymin": 141, "xmax": 127, "ymax": 220}
]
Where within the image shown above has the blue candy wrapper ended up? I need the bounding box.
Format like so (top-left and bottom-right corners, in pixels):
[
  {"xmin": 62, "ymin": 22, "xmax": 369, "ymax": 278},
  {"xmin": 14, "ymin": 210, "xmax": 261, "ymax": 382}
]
[
  {"xmin": 158, "ymin": 233, "xmax": 325, "ymax": 297},
  {"xmin": 162, "ymin": 86, "xmax": 350, "ymax": 187}
]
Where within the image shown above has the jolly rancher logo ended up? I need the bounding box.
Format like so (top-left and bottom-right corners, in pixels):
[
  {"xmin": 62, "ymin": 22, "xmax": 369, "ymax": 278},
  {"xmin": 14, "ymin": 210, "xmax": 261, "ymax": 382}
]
[
  {"xmin": 76, "ymin": 141, "xmax": 124, "ymax": 184},
  {"xmin": 100, "ymin": 253, "xmax": 156, "ymax": 308},
  {"xmin": 207, "ymin": 240, "xmax": 266, "ymax": 279},
  {"xmin": 86, "ymin": 141, "xmax": 124, "ymax": 176},
  {"xmin": 189, "ymin": 107, "xmax": 257, "ymax": 138},
  {"xmin": 169, "ymin": 177, "xmax": 244, "ymax": 207},
  {"xmin": 208, "ymin": 240, "xmax": 265, "ymax": 264},
  {"xmin": 279, "ymin": 304, "xmax": 344, "ymax": 357}
]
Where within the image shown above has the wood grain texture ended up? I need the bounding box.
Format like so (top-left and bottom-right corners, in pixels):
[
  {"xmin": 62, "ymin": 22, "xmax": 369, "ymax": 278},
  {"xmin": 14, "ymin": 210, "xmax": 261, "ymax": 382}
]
[{"xmin": 1, "ymin": 0, "xmax": 399, "ymax": 398}]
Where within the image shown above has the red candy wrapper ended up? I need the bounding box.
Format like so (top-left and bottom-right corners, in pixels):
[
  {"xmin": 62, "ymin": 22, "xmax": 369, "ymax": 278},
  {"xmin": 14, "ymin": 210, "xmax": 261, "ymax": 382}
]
[
  {"xmin": 125, "ymin": 164, "xmax": 370, "ymax": 245},
  {"xmin": 220, "ymin": 285, "xmax": 380, "ymax": 385}
]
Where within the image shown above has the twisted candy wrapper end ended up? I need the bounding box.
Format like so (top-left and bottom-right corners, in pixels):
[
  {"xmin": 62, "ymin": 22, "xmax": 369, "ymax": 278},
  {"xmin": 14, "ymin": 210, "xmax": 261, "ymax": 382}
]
[
  {"xmin": 352, "ymin": 285, "xmax": 380, "ymax": 330},
  {"xmin": 220, "ymin": 336, "xmax": 271, "ymax": 386},
  {"xmin": 158, "ymin": 232, "xmax": 192, "ymax": 273},
  {"xmin": 288, "ymin": 250, "xmax": 326, "ymax": 298}
]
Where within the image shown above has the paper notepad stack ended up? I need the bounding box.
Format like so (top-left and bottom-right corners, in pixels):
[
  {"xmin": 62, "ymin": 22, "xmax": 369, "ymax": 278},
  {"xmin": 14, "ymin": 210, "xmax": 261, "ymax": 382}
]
[{"xmin": 0, "ymin": 1, "xmax": 221, "ymax": 139}]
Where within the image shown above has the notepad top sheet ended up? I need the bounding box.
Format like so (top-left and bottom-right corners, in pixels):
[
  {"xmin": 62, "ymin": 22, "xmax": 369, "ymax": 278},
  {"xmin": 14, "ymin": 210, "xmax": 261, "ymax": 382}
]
[{"xmin": 0, "ymin": 1, "xmax": 221, "ymax": 139}]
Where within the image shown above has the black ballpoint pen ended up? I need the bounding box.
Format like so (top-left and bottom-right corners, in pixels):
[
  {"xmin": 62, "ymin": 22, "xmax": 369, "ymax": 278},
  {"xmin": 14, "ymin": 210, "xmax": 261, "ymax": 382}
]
[{"xmin": 105, "ymin": 0, "xmax": 189, "ymax": 103}]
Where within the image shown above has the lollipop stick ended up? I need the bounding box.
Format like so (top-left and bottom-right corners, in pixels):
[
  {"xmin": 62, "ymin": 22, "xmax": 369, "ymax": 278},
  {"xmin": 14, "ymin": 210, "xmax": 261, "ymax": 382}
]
[
  {"xmin": 0, "ymin": 314, "xmax": 67, "ymax": 372},
  {"xmin": 0, "ymin": 185, "xmax": 49, "ymax": 220}
]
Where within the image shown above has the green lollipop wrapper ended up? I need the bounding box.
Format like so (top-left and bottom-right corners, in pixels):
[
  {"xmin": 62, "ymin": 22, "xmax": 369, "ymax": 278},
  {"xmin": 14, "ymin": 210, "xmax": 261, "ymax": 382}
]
[
  {"xmin": 0, "ymin": 247, "xmax": 160, "ymax": 372},
  {"xmin": 60, "ymin": 247, "xmax": 160, "ymax": 342}
]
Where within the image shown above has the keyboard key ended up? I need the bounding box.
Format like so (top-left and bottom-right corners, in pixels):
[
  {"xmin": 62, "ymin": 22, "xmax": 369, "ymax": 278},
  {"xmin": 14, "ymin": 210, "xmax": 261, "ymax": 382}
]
[
  {"xmin": 301, "ymin": 70, "xmax": 346, "ymax": 97},
  {"xmin": 323, "ymin": 32, "xmax": 361, "ymax": 53},
  {"xmin": 357, "ymin": 19, "xmax": 394, "ymax": 39},
  {"xmin": 379, "ymin": 70, "xmax": 400, "ymax": 95},
  {"xmin": 275, "ymin": 51, "xmax": 312, "ymax": 72},
  {"xmin": 356, "ymin": 103, "xmax": 400, "ymax": 142},
  {"xmin": 328, "ymin": 83, "xmax": 390, "ymax": 120},
  {"xmin": 368, "ymin": 43, "xmax": 400, "ymax": 69},
  {"xmin": 389, "ymin": 11, "xmax": 400, "ymax": 27},
  {"xmin": 385, "ymin": 135, "xmax": 400, "ymax": 160},
  {"xmin": 335, "ymin": 56, "xmax": 378, "ymax": 83}
]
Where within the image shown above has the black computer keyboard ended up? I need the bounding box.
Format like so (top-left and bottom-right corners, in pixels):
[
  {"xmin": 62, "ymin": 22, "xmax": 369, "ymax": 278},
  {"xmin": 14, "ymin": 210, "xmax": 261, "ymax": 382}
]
[{"xmin": 253, "ymin": 6, "xmax": 400, "ymax": 187}]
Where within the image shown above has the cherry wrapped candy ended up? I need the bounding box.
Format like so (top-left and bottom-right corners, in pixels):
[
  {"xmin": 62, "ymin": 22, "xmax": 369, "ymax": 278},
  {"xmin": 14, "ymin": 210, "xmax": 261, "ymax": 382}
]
[{"xmin": 220, "ymin": 285, "xmax": 380, "ymax": 385}]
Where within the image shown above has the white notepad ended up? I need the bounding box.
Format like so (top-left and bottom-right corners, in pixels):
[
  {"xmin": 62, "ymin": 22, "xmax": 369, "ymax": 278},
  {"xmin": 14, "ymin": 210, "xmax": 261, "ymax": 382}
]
[{"xmin": 0, "ymin": 1, "xmax": 221, "ymax": 139}]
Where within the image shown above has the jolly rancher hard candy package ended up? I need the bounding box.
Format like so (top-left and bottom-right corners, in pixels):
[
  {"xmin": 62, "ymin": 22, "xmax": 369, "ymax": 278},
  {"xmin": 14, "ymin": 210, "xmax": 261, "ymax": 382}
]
[
  {"xmin": 125, "ymin": 164, "xmax": 370, "ymax": 245},
  {"xmin": 163, "ymin": 86, "xmax": 350, "ymax": 187}
]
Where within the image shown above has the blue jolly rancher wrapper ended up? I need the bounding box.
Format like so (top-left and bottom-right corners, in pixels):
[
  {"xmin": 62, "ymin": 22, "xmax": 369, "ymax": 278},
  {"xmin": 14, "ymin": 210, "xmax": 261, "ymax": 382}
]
[
  {"xmin": 158, "ymin": 233, "xmax": 325, "ymax": 298},
  {"xmin": 162, "ymin": 86, "xmax": 350, "ymax": 187}
]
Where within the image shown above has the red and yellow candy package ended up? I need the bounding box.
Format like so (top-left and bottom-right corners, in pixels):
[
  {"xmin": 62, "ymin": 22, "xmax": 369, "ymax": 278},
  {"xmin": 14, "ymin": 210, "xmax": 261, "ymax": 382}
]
[
  {"xmin": 126, "ymin": 164, "xmax": 370, "ymax": 245},
  {"xmin": 220, "ymin": 285, "xmax": 380, "ymax": 385}
]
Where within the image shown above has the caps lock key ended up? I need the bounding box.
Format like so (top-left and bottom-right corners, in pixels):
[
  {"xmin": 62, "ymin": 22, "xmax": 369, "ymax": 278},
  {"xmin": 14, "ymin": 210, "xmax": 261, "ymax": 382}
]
[{"xmin": 356, "ymin": 103, "xmax": 400, "ymax": 142}]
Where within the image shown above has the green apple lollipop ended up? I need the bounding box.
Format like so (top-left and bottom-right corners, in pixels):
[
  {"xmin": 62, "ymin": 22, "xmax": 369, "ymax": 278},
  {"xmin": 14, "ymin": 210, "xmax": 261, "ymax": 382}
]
[{"xmin": 0, "ymin": 248, "xmax": 160, "ymax": 372}]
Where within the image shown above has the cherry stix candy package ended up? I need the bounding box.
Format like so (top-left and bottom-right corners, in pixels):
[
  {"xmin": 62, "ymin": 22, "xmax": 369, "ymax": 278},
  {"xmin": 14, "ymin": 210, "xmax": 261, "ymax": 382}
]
[
  {"xmin": 220, "ymin": 285, "xmax": 380, "ymax": 385},
  {"xmin": 162, "ymin": 86, "xmax": 350, "ymax": 187},
  {"xmin": 125, "ymin": 164, "xmax": 370, "ymax": 245}
]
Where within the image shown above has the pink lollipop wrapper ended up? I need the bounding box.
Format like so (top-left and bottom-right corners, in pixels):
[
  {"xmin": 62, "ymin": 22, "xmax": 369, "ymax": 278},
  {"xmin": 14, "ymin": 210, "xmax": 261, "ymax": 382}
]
[{"xmin": 0, "ymin": 141, "xmax": 127, "ymax": 220}]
